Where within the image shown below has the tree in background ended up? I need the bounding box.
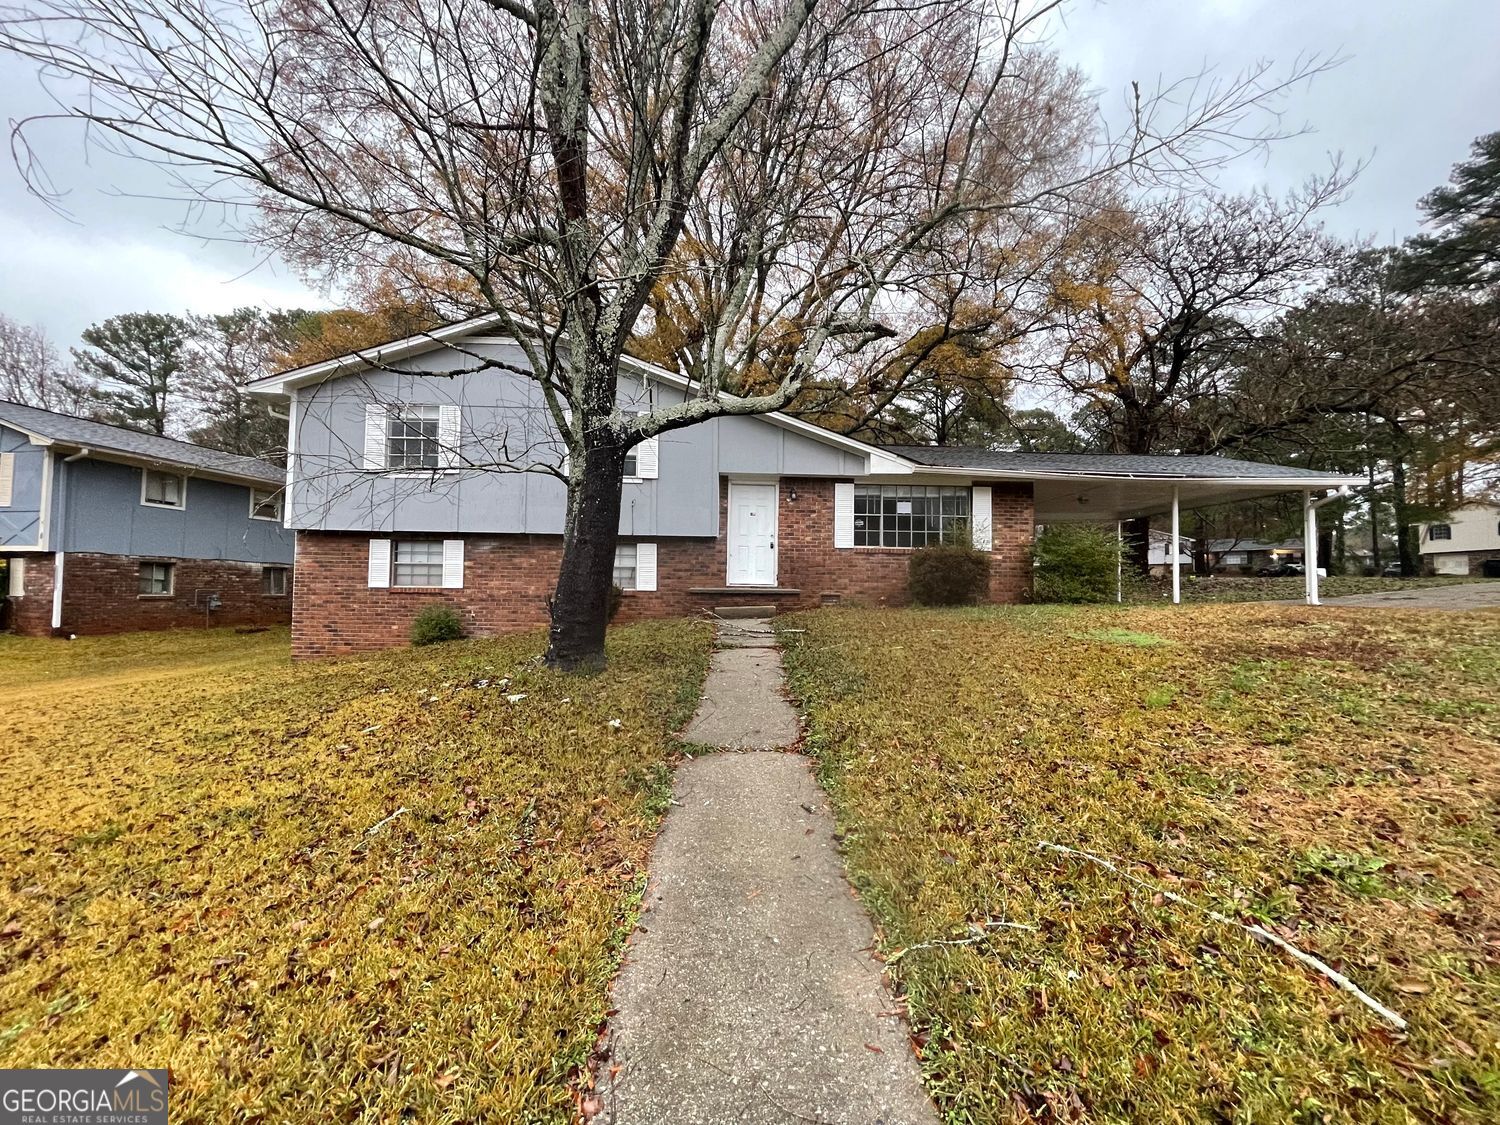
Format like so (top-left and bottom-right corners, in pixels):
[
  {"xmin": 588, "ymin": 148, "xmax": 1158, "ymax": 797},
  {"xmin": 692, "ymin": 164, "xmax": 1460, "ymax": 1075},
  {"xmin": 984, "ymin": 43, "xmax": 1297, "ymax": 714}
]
[
  {"xmin": 1400, "ymin": 130, "xmax": 1500, "ymax": 293},
  {"xmin": 184, "ymin": 308, "xmax": 318, "ymax": 461},
  {"xmin": 2, "ymin": 0, "xmax": 1325, "ymax": 669},
  {"xmin": 0, "ymin": 314, "xmax": 93, "ymax": 414},
  {"xmin": 72, "ymin": 313, "xmax": 192, "ymax": 436}
]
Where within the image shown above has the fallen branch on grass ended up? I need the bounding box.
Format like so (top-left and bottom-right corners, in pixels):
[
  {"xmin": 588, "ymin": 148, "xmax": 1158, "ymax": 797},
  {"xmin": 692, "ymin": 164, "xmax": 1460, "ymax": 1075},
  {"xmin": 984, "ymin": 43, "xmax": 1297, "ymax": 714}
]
[
  {"xmin": 888, "ymin": 919, "xmax": 1038, "ymax": 965},
  {"xmin": 1037, "ymin": 841, "xmax": 1407, "ymax": 1031},
  {"xmin": 363, "ymin": 806, "xmax": 410, "ymax": 839}
]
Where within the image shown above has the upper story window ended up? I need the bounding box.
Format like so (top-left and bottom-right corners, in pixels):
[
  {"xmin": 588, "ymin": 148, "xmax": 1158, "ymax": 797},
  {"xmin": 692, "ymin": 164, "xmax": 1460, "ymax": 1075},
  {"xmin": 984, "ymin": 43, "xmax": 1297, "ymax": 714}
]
[
  {"xmin": 249, "ymin": 488, "xmax": 284, "ymax": 521},
  {"xmin": 853, "ymin": 485, "xmax": 970, "ymax": 548},
  {"xmin": 387, "ymin": 406, "xmax": 442, "ymax": 470},
  {"xmin": 1429, "ymin": 523, "xmax": 1452, "ymax": 541},
  {"xmin": 141, "ymin": 470, "xmax": 186, "ymax": 509},
  {"xmin": 364, "ymin": 403, "xmax": 460, "ymax": 472}
]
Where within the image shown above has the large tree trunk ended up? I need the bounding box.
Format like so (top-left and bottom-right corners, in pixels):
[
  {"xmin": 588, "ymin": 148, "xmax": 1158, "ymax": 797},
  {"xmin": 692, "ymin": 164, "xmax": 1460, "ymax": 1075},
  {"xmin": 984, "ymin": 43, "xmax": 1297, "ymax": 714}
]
[
  {"xmin": 1391, "ymin": 453, "xmax": 1418, "ymax": 578},
  {"xmin": 546, "ymin": 438, "xmax": 629, "ymax": 672}
]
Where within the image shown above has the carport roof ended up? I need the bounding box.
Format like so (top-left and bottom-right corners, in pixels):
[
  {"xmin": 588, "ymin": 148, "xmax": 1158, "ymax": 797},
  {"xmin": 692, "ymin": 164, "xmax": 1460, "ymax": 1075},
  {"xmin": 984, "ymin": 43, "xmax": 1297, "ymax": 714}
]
[{"xmin": 879, "ymin": 446, "xmax": 1363, "ymax": 522}]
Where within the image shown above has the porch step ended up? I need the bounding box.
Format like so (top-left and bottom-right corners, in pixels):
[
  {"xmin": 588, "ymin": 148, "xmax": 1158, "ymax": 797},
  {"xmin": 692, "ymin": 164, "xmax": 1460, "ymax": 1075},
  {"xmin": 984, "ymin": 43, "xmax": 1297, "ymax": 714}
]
[{"xmin": 711, "ymin": 604, "xmax": 779, "ymax": 619}]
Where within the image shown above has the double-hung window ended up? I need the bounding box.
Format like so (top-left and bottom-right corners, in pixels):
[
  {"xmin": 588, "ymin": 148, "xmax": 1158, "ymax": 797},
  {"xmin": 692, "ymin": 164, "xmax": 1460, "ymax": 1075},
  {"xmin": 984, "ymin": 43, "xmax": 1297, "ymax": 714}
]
[
  {"xmin": 249, "ymin": 488, "xmax": 283, "ymax": 521},
  {"xmin": 392, "ymin": 540, "xmax": 446, "ymax": 587},
  {"xmin": 853, "ymin": 485, "xmax": 970, "ymax": 548},
  {"xmin": 142, "ymin": 470, "xmax": 186, "ymax": 509},
  {"xmin": 1429, "ymin": 524, "xmax": 1452, "ymax": 541},
  {"xmin": 613, "ymin": 544, "xmax": 638, "ymax": 590},
  {"xmin": 387, "ymin": 406, "xmax": 442, "ymax": 470},
  {"xmin": 139, "ymin": 561, "xmax": 174, "ymax": 596}
]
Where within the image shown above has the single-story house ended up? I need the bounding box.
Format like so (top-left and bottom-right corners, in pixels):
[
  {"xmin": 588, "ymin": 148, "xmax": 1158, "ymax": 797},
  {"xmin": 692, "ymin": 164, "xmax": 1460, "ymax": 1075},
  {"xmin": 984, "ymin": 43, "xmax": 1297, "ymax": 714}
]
[
  {"xmin": 0, "ymin": 401, "xmax": 295, "ymax": 636},
  {"xmin": 1147, "ymin": 528, "xmax": 1194, "ymax": 576},
  {"xmin": 1205, "ymin": 538, "xmax": 1305, "ymax": 574},
  {"xmin": 1418, "ymin": 501, "xmax": 1500, "ymax": 576},
  {"xmin": 244, "ymin": 316, "xmax": 1362, "ymax": 658}
]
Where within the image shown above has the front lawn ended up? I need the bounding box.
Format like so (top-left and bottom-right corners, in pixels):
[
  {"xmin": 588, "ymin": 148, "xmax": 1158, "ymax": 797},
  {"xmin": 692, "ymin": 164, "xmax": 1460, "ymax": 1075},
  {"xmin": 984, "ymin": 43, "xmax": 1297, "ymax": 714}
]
[
  {"xmin": 1130, "ymin": 574, "xmax": 1491, "ymax": 604},
  {"xmin": 782, "ymin": 604, "xmax": 1500, "ymax": 1122},
  {"xmin": 0, "ymin": 622, "xmax": 710, "ymax": 1120}
]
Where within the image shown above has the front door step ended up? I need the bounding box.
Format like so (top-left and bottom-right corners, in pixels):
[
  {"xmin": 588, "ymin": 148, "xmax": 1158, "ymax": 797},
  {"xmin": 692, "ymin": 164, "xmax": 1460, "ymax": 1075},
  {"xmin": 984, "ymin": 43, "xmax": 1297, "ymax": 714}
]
[{"xmin": 712, "ymin": 604, "xmax": 777, "ymax": 619}]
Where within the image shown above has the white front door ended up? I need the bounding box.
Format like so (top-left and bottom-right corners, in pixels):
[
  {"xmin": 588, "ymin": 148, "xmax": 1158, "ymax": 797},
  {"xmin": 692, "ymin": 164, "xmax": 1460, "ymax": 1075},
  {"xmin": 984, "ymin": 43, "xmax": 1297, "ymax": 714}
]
[{"xmin": 727, "ymin": 482, "xmax": 778, "ymax": 586}]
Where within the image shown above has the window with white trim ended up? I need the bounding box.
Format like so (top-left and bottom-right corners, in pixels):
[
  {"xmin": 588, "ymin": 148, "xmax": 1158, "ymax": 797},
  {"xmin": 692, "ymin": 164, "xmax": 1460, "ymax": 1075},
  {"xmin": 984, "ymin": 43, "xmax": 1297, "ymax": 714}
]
[
  {"xmin": 262, "ymin": 566, "xmax": 289, "ymax": 596},
  {"xmin": 141, "ymin": 470, "xmax": 186, "ymax": 509},
  {"xmin": 386, "ymin": 406, "xmax": 443, "ymax": 470},
  {"xmin": 249, "ymin": 488, "xmax": 283, "ymax": 521},
  {"xmin": 139, "ymin": 561, "xmax": 174, "ymax": 596},
  {"xmin": 392, "ymin": 540, "xmax": 445, "ymax": 587},
  {"xmin": 1429, "ymin": 524, "xmax": 1452, "ymax": 541},
  {"xmin": 613, "ymin": 544, "xmax": 638, "ymax": 590},
  {"xmin": 853, "ymin": 485, "xmax": 970, "ymax": 547}
]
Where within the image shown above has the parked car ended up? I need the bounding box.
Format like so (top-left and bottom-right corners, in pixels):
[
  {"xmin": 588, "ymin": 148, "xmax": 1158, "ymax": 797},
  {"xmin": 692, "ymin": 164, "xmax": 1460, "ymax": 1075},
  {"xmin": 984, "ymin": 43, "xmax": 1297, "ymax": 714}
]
[
  {"xmin": 1255, "ymin": 562, "xmax": 1304, "ymax": 578},
  {"xmin": 1381, "ymin": 562, "xmax": 1406, "ymax": 578}
]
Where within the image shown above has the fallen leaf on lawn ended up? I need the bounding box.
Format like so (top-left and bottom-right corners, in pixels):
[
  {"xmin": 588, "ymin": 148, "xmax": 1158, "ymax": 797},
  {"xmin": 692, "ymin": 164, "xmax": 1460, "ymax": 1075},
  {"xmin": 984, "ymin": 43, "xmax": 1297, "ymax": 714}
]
[{"xmin": 864, "ymin": 1043, "xmax": 884, "ymax": 1053}]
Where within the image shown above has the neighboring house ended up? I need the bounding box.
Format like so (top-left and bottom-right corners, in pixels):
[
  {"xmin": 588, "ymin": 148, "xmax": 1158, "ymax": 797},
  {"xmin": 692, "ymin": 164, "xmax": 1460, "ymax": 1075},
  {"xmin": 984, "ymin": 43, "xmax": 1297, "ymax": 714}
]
[
  {"xmin": 1147, "ymin": 529, "xmax": 1194, "ymax": 576},
  {"xmin": 246, "ymin": 316, "xmax": 1360, "ymax": 658},
  {"xmin": 1205, "ymin": 538, "xmax": 1305, "ymax": 574},
  {"xmin": 0, "ymin": 401, "xmax": 294, "ymax": 636},
  {"xmin": 1419, "ymin": 501, "xmax": 1500, "ymax": 576}
]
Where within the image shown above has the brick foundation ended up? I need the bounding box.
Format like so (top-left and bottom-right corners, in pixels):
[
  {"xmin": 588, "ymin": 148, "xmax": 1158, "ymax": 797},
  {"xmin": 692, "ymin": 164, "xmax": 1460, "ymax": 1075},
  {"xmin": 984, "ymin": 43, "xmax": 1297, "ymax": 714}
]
[
  {"xmin": 3, "ymin": 552, "xmax": 293, "ymax": 637},
  {"xmin": 292, "ymin": 478, "xmax": 1034, "ymax": 658}
]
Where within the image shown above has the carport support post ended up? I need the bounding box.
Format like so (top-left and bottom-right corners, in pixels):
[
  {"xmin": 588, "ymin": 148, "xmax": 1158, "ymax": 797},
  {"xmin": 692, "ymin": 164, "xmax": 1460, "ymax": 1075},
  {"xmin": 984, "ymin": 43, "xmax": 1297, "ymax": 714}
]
[
  {"xmin": 1304, "ymin": 490, "xmax": 1321, "ymax": 606},
  {"xmin": 1116, "ymin": 521, "xmax": 1123, "ymax": 603},
  {"xmin": 1170, "ymin": 487, "xmax": 1181, "ymax": 604}
]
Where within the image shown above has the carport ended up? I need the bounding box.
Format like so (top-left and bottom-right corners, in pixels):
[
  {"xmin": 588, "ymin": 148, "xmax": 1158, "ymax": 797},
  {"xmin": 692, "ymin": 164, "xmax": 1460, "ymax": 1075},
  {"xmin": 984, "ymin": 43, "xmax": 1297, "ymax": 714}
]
[{"xmin": 885, "ymin": 448, "xmax": 1367, "ymax": 605}]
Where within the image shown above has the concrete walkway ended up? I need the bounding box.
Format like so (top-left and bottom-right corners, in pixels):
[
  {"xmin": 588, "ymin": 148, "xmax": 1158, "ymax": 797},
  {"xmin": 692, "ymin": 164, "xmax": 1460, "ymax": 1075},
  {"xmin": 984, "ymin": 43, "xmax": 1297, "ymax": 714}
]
[
  {"xmin": 1303, "ymin": 582, "xmax": 1500, "ymax": 610},
  {"xmin": 597, "ymin": 620, "xmax": 935, "ymax": 1125}
]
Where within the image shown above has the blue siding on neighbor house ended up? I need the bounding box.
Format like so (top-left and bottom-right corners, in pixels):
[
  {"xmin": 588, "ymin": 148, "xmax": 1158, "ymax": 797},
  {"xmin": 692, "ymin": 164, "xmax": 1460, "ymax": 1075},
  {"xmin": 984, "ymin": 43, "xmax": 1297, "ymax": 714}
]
[
  {"xmin": 0, "ymin": 424, "xmax": 48, "ymax": 547},
  {"xmin": 288, "ymin": 338, "xmax": 866, "ymax": 537},
  {"xmin": 56, "ymin": 457, "xmax": 293, "ymax": 563}
]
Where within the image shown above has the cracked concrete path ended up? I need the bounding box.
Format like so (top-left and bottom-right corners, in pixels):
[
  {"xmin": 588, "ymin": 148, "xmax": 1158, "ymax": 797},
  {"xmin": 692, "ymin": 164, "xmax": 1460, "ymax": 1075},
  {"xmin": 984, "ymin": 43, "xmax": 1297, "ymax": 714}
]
[{"xmin": 598, "ymin": 621, "xmax": 935, "ymax": 1125}]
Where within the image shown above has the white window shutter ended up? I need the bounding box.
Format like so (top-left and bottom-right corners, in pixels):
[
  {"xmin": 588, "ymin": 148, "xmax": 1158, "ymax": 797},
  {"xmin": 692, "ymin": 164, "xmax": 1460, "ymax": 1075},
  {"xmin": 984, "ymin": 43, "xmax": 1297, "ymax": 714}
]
[
  {"xmin": 0, "ymin": 452, "xmax": 13, "ymax": 506},
  {"xmin": 833, "ymin": 482, "xmax": 855, "ymax": 548},
  {"xmin": 635, "ymin": 542, "xmax": 657, "ymax": 591},
  {"xmin": 367, "ymin": 538, "xmax": 391, "ymax": 587},
  {"xmin": 7, "ymin": 556, "xmax": 23, "ymax": 596},
  {"xmin": 363, "ymin": 404, "xmax": 387, "ymax": 470},
  {"xmin": 438, "ymin": 405, "xmax": 461, "ymax": 469},
  {"xmin": 635, "ymin": 434, "xmax": 659, "ymax": 479},
  {"xmin": 442, "ymin": 539, "xmax": 465, "ymax": 588},
  {"xmin": 971, "ymin": 486, "xmax": 993, "ymax": 551}
]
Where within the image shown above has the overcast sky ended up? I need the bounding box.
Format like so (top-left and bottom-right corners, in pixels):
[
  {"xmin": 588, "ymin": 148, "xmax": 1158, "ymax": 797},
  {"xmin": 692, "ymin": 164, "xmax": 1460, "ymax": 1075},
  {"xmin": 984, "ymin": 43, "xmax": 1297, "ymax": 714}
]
[{"xmin": 1, "ymin": 0, "xmax": 1497, "ymax": 347}]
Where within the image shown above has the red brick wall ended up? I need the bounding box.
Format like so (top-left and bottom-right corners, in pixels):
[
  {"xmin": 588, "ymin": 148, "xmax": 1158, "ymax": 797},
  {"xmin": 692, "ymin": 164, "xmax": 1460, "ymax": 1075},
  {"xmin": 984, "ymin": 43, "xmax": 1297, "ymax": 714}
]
[
  {"xmin": 3, "ymin": 554, "xmax": 56, "ymax": 636},
  {"xmin": 293, "ymin": 478, "xmax": 1034, "ymax": 658},
  {"xmin": 4, "ymin": 552, "xmax": 293, "ymax": 637}
]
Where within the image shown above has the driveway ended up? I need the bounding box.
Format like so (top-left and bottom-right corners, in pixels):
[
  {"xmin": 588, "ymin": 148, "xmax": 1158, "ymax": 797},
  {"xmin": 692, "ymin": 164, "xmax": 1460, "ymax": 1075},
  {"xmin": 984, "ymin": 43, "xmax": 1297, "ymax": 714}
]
[{"xmin": 1312, "ymin": 582, "xmax": 1500, "ymax": 609}]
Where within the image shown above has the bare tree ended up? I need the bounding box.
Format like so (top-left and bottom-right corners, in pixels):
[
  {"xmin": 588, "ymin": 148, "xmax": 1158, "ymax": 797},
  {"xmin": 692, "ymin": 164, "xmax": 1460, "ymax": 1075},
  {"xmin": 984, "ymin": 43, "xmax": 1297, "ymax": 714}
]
[
  {"xmin": 0, "ymin": 313, "xmax": 93, "ymax": 413},
  {"xmin": 1, "ymin": 0, "xmax": 1330, "ymax": 668}
]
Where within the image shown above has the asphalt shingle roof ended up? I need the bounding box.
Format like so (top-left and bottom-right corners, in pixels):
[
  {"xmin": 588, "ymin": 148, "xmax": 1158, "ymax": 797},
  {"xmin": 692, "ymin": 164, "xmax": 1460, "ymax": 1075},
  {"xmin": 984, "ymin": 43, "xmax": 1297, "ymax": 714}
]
[
  {"xmin": 883, "ymin": 446, "xmax": 1350, "ymax": 480},
  {"xmin": 0, "ymin": 400, "xmax": 283, "ymax": 485}
]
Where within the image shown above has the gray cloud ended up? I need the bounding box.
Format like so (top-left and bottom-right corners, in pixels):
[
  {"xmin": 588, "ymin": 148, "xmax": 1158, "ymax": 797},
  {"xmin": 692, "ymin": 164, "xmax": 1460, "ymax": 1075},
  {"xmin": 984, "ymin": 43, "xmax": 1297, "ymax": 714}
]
[{"xmin": 2, "ymin": 0, "xmax": 1496, "ymax": 348}]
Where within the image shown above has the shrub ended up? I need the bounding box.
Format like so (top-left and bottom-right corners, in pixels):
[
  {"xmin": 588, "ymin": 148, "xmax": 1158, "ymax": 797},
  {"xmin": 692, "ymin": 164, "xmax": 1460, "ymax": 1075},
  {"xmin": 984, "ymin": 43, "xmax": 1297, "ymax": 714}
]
[
  {"xmin": 908, "ymin": 541, "xmax": 991, "ymax": 606},
  {"xmin": 410, "ymin": 604, "xmax": 464, "ymax": 646},
  {"xmin": 1032, "ymin": 523, "xmax": 1122, "ymax": 604},
  {"xmin": 608, "ymin": 584, "xmax": 624, "ymax": 621}
]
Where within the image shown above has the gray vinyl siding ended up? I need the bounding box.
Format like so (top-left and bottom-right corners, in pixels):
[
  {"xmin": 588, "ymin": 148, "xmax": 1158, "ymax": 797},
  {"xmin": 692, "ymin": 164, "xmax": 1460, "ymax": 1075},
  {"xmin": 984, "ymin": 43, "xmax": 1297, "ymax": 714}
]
[
  {"xmin": 0, "ymin": 424, "xmax": 48, "ymax": 547},
  {"xmin": 288, "ymin": 338, "xmax": 866, "ymax": 536},
  {"xmin": 55, "ymin": 457, "xmax": 293, "ymax": 563}
]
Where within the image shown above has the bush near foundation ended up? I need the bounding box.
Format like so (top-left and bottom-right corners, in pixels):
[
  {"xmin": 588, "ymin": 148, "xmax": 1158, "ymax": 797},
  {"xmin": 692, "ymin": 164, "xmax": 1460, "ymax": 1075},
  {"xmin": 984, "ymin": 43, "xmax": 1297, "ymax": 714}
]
[
  {"xmin": 908, "ymin": 542, "xmax": 991, "ymax": 606},
  {"xmin": 410, "ymin": 603, "xmax": 464, "ymax": 645},
  {"xmin": 1032, "ymin": 523, "xmax": 1122, "ymax": 603}
]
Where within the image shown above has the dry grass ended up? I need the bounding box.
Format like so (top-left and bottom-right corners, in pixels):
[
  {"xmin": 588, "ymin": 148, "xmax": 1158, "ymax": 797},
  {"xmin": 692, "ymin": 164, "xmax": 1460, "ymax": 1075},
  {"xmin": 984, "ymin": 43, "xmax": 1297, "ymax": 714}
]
[
  {"xmin": 0, "ymin": 622, "xmax": 710, "ymax": 1121},
  {"xmin": 781, "ymin": 603, "xmax": 1500, "ymax": 1123}
]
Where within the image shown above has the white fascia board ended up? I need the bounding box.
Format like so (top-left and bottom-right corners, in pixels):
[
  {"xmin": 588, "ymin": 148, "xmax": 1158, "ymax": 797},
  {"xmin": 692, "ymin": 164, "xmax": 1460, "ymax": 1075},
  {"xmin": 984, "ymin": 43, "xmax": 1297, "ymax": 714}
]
[
  {"xmin": 45, "ymin": 444, "xmax": 280, "ymax": 490},
  {"xmin": 870, "ymin": 462, "xmax": 1365, "ymax": 489}
]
